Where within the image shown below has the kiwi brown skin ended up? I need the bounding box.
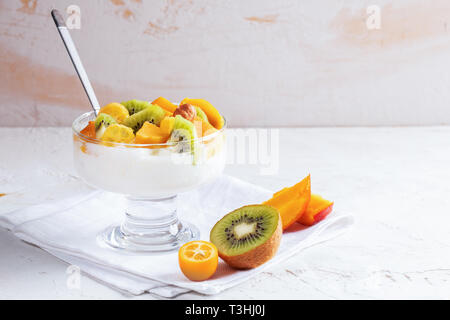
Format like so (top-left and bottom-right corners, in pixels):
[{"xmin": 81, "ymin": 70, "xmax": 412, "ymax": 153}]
[{"xmin": 211, "ymin": 207, "xmax": 282, "ymax": 270}]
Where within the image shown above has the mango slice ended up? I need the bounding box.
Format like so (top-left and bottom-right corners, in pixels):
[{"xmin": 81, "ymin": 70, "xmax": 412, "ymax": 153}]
[
  {"xmin": 181, "ymin": 98, "xmax": 224, "ymax": 130},
  {"xmin": 298, "ymin": 194, "xmax": 334, "ymax": 226},
  {"xmin": 263, "ymin": 175, "xmax": 311, "ymax": 230},
  {"xmin": 152, "ymin": 97, "xmax": 178, "ymax": 113}
]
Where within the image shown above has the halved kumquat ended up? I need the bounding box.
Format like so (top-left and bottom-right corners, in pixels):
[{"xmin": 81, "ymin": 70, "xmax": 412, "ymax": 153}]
[
  {"xmin": 178, "ymin": 240, "xmax": 218, "ymax": 281},
  {"xmin": 99, "ymin": 102, "xmax": 130, "ymax": 123}
]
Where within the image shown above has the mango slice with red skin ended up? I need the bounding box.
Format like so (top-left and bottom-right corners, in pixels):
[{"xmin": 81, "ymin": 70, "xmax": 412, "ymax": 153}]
[
  {"xmin": 312, "ymin": 204, "xmax": 333, "ymax": 224},
  {"xmin": 298, "ymin": 194, "xmax": 334, "ymax": 226}
]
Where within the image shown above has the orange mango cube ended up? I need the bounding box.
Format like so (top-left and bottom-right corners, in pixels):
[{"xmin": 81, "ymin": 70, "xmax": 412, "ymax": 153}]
[{"xmin": 135, "ymin": 122, "xmax": 169, "ymax": 144}]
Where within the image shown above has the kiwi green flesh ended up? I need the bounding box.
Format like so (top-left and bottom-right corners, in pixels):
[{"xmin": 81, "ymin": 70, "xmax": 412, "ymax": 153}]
[
  {"xmin": 210, "ymin": 205, "xmax": 279, "ymax": 257},
  {"xmin": 121, "ymin": 99, "xmax": 151, "ymax": 115},
  {"xmin": 169, "ymin": 128, "xmax": 191, "ymax": 141},
  {"xmin": 122, "ymin": 104, "xmax": 165, "ymax": 133},
  {"xmin": 173, "ymin": 115, "xmax": 196, "ymax": 134},
  {"xmin": 172, "ymin": 115, "xmax": 197, "ymax": 157},
  {"xmin": 94, "ymin": 113, "xmax": 116, "ymax": 130}
]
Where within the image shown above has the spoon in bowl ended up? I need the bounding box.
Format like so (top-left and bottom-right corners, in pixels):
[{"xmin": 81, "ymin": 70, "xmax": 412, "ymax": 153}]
[{"xmin": 51, "ymin": 9, "xmax": 100, "ymax": 116}]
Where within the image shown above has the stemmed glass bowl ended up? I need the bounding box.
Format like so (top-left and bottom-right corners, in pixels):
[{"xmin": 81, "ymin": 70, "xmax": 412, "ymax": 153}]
[{"xmin": 72, "ymin": 111, "xmax": 226, "ymax": 253}]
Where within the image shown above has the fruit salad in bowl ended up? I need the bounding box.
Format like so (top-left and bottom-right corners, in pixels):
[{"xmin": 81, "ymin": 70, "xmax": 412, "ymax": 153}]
[{"xmin": 72, "ymin": 97, "xmax": 226, "ymax": 253}]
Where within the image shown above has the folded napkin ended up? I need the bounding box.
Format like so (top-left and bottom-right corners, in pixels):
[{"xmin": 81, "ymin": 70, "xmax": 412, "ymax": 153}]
[{"xmin": 0, "ymin": 175, "xmax": 353, "ymax": 297}]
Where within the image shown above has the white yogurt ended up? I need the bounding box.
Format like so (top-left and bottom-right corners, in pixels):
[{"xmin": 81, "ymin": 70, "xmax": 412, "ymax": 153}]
[{"xmin": 73, "ymin": 135, "xmax": 226, "ymax": 199}]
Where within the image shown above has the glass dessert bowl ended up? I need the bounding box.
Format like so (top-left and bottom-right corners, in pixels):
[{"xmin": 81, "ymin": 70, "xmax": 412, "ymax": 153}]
[{"xmin": 72, "ymin": 106, "xmax": 226, "ymax": 254}]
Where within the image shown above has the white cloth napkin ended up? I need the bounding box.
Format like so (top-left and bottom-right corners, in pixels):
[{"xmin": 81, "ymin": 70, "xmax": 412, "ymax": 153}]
[{"xmin": 0, "ymin": 175, "xmax": 353, "ymax": 297}]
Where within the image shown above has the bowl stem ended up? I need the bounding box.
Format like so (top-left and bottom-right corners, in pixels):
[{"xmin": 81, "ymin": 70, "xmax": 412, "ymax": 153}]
[{"xmin": 99, "ymin": 195, "xmax": 199, "ymax": 254}]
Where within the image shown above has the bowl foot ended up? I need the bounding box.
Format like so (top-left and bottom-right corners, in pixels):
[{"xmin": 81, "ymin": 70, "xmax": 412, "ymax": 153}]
[{"xmin": 99, "ymin": 221, "xmax": 199, "ymax": 254}]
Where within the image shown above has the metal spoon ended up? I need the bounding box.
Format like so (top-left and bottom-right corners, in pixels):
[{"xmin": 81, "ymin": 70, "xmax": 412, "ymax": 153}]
[{"xmin": 51, "ymin": 9, "xmax": 100, "ymax": 116}]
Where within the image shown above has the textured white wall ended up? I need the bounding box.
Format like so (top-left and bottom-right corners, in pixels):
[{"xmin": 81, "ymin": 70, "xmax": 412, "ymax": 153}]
[{"xmin": 1, "ymin": 0, "xmax": 450, "ymax": 127}]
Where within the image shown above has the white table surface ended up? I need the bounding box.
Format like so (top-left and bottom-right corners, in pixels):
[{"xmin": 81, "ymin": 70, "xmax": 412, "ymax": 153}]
[{"xmin": 0, "ymin": 126, "xmax": 449, "ymax": 300}]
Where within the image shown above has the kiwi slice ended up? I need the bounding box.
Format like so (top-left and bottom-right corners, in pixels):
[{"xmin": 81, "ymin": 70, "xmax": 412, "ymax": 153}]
[
  {"xmin": 210, "ymin": 205, "xmax": 282, "ymax": 269},
  {"xmin": 122, "ymin": 104, "xmax": 166, "ymax": 133},
  {"xmin": 169, "ymin": 115, "xmax": 197, "ymax": 160},
  {"xmin": 94, "ymin": 113, "xmax": 117, "ymax": 139},
  {"xmin": 169, "ymin": 128, "xmax": 192, "ymax": 153},
  {"xmin": 195, "ymin": 106, "xmax": 209, "ymax": 123},
  {"xmin": 121, "ymin": 99, "xmax": 152, "ymax": 115}
]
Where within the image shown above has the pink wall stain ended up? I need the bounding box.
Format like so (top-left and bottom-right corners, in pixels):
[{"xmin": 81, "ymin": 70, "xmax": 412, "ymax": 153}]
[
  {"xmin": 17, "ymin": 0, "xmax": 37, "ymax": 14},
  {"xmin": 244, "ymin": 14, "xmax": 279, "ymax": 24},
  {"xmin": 122, "ymin": 9, "xmax": 135, "ymax": 21},
  {"xmin": 0, "ymin": 45, "xmax": 130, "ymax": 111},
  {"xmin": 108, "ymin": 0, "xmax": 138, "ymax": 21},
  {"xmin": 144, "ymin": 22, "xmax": 179, "ymax": 37},
  {"xmin": 144, "ymin": 0, "xmax": 198, "ymax": 37},
  {"xmin": 110, "ymin": 0, "xmax": 125, "ymax": 6}
]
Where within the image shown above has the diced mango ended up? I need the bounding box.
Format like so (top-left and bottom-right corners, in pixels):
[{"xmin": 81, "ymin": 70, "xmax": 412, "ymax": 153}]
[
  {"xmin": 80, "ymin": 121, "xmax": 96, "ymax": 139},
  {"xmin": 135, "ymin": 121, "xmax": 169, "ymax": 144},
  {"xmin": 200, "ymin": 118, "xmax": 217, "ymax": 137},
  {"xmin": 160, "ymin": 116, "xmax": 175, "ymax": 137}
]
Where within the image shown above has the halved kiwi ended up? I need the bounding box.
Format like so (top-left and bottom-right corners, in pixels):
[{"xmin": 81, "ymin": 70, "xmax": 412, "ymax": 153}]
[
  {"xmin": 210, "ymin": 205, "xmax": 282, "ymax": 269},
  {"xmin": 122, "ymin": 104, "xmax": 166, "ymax": 133}
]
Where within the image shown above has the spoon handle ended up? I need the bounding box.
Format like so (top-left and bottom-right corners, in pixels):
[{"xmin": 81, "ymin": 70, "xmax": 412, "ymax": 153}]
[{"xmin": 51, "ymin": 9, "xmax": 99, "ymax": 115}]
